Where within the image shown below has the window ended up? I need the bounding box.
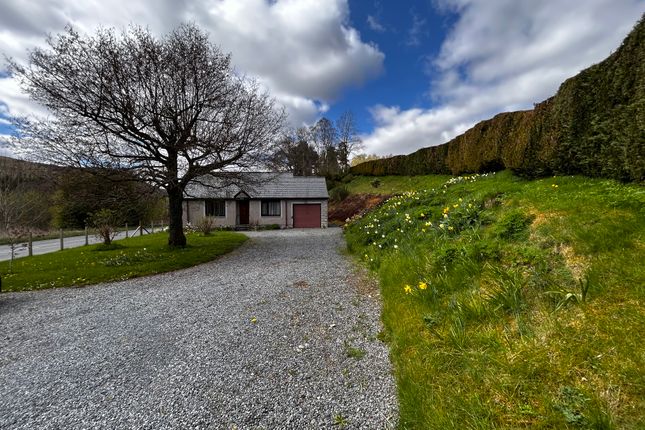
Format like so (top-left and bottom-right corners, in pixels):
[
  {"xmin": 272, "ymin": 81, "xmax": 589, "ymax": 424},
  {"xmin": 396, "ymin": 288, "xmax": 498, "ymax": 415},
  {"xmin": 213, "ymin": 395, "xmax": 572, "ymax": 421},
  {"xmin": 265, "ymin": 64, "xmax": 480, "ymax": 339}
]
[
  {"xmin": 261, "ymin": 200, "xmax": 281, "ymax": 216},
  {"xmin": 205, "ymin": 199, "xmax": 225, "ymax": 217}
]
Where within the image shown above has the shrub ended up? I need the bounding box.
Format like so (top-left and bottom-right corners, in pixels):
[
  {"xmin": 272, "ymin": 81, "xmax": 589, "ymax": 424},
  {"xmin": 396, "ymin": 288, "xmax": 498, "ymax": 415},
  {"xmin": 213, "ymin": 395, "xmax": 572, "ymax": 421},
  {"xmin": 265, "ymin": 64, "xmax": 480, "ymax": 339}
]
[
  {"xmin": 88, "ymin": 208, "xmax": 121, "ymax": 245},
  {"xmin": 329, "ymin": 186, "xmax": 350, "ymax": 203},
  {"xmin": 494, "ymin": 210, "xmax": 535, "ymax": 241},
  {"xmin": 370, "ymin": 179, "xmax": 381, "ymax": 188},
  {"xmin": 195, "ymin": 216, "xmax": 217, "ymax": 235}
]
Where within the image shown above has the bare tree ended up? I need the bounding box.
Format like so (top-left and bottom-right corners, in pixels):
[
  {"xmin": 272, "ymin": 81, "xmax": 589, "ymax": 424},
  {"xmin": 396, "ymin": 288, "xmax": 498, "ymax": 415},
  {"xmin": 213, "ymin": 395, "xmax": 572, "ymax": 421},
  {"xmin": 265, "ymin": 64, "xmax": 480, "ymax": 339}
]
[
  {"xmin": 312, "ymin": 117, "xmax": 339, "ymax": 176},
  {"xmin": 8, "ymin": 24, "xmax": 285, "ymax": 247},
  {"xmin": 336, "ymin": 111, "xmax": 363, "ymax": 172}
]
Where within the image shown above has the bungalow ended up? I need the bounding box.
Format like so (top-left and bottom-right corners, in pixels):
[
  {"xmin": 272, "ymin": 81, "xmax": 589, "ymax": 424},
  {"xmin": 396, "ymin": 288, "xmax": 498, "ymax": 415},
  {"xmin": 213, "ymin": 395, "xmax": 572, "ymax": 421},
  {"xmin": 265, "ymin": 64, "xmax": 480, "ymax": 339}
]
[{"xmin": 183, "ymin": 172, "xmax": 329, "ymax": 229}]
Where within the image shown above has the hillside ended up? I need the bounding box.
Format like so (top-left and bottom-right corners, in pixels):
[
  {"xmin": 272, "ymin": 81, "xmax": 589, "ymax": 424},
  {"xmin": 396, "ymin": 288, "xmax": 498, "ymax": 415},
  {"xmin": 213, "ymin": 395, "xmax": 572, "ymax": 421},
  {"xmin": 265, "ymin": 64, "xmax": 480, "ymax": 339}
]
[
  {"xmin": 343, "ymin": 171, "xmax": 644, "ymax": 428},
  {"xmin": 351, "ymin": 16, "xmax": 645, "ymax": 182},
  {"xmin": 0, "ymin": 156, "xmax": 164, "ymax": 232}
]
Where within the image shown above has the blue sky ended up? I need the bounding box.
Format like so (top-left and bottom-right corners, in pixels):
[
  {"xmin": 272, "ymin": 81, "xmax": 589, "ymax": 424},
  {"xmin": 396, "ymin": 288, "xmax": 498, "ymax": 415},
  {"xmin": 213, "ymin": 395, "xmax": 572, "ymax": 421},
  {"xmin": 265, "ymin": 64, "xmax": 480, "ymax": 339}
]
[
  {"xmin": 325, "ymin": 0, "xmax": 456, "ymax": 136},
  {"xmin": 0, "ymin": 0, "xmax": 643, "ymax": 157}
]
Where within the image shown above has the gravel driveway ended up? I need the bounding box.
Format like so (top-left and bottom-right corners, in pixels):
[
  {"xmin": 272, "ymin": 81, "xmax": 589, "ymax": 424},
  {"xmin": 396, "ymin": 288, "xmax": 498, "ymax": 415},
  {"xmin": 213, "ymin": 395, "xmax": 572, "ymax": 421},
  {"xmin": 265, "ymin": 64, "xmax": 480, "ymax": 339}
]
[{"xmin": 0, "ymin": 229, "xmax": 397, "ymax": 429}]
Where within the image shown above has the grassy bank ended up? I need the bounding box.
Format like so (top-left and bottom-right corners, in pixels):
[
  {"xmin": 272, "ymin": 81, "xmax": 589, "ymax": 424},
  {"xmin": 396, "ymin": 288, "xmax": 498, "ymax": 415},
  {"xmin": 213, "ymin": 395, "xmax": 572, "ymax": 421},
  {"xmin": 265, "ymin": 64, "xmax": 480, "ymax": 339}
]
[
  {"xmin": 0, "ymin": 231, "xmax": 247, "ymax": 292},
  {"xmin": 344, "ymin": 171, "xmax": 644, "ymax": 429},
  {"xmin": 341, "ymin": 174, "xmax": 450, "ymax": 195}
]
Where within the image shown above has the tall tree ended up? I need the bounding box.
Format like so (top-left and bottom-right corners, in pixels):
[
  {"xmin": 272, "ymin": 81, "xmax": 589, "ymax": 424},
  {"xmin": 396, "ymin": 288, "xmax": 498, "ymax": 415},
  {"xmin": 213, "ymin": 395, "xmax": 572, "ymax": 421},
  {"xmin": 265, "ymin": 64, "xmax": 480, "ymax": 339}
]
[
  {"xmin": 312, "ymin": 117, "xmax": 338, "ymax": 176},
  {"xmin": 336, "ymin": 111, "xmax": 362, "ymax": 172},
  {"xmin": 269, "ymin": 131, "xmax": 319, "ymax": 176},
  {"xmin": 8, "ymin": 24, "xmax": 284, "ymax": 247}
]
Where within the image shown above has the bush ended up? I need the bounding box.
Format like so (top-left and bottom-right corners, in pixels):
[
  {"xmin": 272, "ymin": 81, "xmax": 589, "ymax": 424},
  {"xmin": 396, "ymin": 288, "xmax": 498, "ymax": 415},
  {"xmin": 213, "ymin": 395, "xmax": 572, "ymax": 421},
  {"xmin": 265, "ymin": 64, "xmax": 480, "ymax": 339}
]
[
  {"xmin": 195, "ymin": 216, "xmax": 217, "ymax": 236},
  {"xmin": 88, "ymin": 208, "xmax": 121, "ymax": 245},
  {"xmin": 329, "ymin": 186, "xmax": 350, "ymax": 203},
  {"xmin": 494, "ymin": 210, "xmax": 535, "ymax": 241},
  {"xmin": 370, "ymin": 179, "xmax": 381, "ymax": 188}
]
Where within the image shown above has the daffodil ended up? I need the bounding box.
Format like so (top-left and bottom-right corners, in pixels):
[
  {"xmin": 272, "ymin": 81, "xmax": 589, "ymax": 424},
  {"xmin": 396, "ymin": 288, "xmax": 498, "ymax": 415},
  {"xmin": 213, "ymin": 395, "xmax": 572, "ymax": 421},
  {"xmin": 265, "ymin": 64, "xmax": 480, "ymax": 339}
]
[
  {"xmin": 404, "ymin": 285, "xmax": 412, "ymax": 294},
  {"xmin": 418, "ymin": 282, "xmax": 428, "ymax": 290}
]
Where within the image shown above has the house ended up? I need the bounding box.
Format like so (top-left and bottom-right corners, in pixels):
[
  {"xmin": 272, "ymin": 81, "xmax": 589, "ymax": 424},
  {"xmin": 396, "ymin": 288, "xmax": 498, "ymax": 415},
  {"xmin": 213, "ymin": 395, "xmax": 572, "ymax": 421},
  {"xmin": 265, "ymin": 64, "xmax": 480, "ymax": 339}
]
[{"xmin": 183, "ymin": 172, "xmax": 329, "ymax": 229}]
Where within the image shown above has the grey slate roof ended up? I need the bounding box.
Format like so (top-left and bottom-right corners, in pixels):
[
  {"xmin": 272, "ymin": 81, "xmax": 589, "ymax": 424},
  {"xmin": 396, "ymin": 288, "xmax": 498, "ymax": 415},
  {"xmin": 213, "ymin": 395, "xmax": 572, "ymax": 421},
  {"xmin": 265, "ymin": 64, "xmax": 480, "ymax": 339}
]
[{"xmin": 184, "ymin": 172, "xmax": 329, "ymax": 199}]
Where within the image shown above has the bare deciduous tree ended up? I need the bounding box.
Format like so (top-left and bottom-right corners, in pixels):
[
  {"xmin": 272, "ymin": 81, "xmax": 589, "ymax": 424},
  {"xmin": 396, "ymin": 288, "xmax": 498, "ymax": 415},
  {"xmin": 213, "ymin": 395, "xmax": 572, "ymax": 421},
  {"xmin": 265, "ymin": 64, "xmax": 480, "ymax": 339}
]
[
  {"xmin": 8, "ymin": 24, "xmax": 285, "ymax": 247},
  {"xmin": 336, "ymin": 111, "xmax": 362, "ymax": 172}
]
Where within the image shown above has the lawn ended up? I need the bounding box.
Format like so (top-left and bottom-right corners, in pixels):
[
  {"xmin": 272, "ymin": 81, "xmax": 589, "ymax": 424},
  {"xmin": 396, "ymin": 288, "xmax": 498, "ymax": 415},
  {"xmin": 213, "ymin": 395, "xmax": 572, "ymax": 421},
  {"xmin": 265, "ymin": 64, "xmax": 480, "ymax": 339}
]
[
  {"xmin": 342, "ymin": 174, "xmax": 451, "ymax": 195},
  {"xmin": 0, "ymin": 231, "xmax": 247, "ymax": 292},
  {"xmin": 344, "ymin": 171, "xmax": 644, "ymax": 429}
]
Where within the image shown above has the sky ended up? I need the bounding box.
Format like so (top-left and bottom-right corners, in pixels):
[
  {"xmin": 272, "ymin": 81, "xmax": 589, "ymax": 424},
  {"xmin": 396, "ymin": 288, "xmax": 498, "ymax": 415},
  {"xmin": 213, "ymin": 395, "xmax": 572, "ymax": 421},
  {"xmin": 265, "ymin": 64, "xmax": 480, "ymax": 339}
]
[{"xmin": 0, "ymin": 0, "xmax": 643, "ymax": 158}]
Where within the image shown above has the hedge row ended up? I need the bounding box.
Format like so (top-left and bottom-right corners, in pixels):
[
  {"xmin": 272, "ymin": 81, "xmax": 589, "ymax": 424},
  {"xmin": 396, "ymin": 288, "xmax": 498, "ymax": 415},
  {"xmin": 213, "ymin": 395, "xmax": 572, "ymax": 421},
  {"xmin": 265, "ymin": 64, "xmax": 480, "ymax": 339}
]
[{"xmin": 351, "ymin": 16, "xmax": 644, "ymax": 182}]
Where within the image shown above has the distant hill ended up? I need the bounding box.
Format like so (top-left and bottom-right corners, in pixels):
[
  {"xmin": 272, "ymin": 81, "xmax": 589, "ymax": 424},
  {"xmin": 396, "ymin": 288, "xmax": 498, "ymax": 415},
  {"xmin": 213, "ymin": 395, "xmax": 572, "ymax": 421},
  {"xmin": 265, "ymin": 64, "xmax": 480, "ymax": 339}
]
[
  {"xmin": 0, "ymin": 156, "xmax": 164, "ymax": 230},
  {"xmin": 351, "ymin": 16, "xmax": 645, "ymax": 182},
  {"xmin": 0, "ymin": 155, "xmax": 63, "ymax": 194}
]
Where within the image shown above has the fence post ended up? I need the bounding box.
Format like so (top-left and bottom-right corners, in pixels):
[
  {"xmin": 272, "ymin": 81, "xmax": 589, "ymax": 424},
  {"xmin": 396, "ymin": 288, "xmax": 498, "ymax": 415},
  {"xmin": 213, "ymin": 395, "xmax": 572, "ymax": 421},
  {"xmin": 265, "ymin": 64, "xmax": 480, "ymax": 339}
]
[
  {"xmin": 125, "ymin": 223, "xmax": 129, "ymax": 238},
  {"xmin": 84, "ymin": 226, "xmax": 89, "ymax": 246},
  {"xmin": 59, "ymin": 229, "xmax": 64, "ymax": 250},
  {"xmin": 139, "ymin": 221, "xmax": 143, "ymax": 236},
  {"xmin": 151, "ymin": 221, "xmax": 155, "ymax": 234},
  {"xmin": 28, "ymin": 232, "xmax": 33, "ymax": 257}
]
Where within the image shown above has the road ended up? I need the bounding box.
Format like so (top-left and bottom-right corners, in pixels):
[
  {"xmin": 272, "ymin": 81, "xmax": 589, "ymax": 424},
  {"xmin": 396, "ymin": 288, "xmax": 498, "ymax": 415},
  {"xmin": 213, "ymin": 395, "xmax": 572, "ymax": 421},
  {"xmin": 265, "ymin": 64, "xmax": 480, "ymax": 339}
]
[
  {"xmin": 0, "ymin": 229, "xmax": 397, "ymax": 429},
  {"xmin": 0, "ymin": 229, "xmax": 153, "ymax": 262}
]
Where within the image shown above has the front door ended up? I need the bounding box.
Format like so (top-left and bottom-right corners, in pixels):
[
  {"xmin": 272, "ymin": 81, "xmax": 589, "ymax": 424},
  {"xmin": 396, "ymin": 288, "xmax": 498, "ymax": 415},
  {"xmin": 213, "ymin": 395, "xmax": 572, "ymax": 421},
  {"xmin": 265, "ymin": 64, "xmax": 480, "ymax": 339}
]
[{"xmin": 238, "ymin": 200, "xmax": 249, "ymax": 225}]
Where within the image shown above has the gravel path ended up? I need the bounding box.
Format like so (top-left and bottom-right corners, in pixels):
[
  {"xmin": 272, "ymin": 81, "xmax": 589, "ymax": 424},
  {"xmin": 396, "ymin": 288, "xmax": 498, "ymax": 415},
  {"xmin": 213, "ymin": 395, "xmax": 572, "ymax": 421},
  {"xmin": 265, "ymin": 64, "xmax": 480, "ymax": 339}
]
[{"xmin": 0, "ymin": 229, "xmax": 397, "ymax": 429}]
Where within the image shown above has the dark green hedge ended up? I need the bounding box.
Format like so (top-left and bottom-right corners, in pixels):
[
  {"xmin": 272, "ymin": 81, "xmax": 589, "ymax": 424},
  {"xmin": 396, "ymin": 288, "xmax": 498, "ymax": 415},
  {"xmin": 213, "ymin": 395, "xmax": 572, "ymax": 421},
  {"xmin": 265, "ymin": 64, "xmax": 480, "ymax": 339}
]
[{"xmin": 351, "ymin": 16, "xmax": 644, "ymax": 182}]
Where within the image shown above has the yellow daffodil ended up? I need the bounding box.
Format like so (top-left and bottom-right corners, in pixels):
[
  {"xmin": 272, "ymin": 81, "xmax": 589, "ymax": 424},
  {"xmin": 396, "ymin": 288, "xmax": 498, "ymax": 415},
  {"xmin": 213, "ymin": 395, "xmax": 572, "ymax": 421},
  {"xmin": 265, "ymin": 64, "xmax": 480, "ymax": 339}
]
[
  {"xmin": 404, "ymin": 285, "xmax": 412, "ymax": 294},
  {"xmin": 418, "ymin": 282, "xmax": 428, "ymax": 290}
]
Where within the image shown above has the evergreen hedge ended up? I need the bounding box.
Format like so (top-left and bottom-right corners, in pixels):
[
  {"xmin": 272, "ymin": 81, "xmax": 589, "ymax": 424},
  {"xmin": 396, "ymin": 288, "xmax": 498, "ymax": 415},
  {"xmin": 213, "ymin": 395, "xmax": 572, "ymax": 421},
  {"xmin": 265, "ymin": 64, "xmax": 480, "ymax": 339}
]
[{"xmin": 351, "ymin": 16, "xmax": 644, "ymax": 182}]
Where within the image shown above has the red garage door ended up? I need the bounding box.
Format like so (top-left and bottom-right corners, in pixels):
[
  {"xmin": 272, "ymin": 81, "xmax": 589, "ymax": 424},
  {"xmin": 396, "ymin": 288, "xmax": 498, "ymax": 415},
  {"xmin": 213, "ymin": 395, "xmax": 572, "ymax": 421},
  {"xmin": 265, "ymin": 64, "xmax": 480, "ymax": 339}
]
[{"xmin": 293, "ymin": 204, "xmax": 321, "ymax": 228}]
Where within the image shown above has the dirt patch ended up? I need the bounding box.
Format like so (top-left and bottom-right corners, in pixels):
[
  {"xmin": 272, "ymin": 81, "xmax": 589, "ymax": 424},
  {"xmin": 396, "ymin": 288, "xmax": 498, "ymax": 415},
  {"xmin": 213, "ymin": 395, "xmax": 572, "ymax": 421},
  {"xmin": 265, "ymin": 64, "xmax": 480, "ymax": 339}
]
[
  {"xmin": 291, "ymin": 280, "xmax": 309, "ymax": 289},
  {"xmin": 346, "ymin": 264, "xmax": 381, "ymax": 297},
  {"xmin": 328, "ymin": 193, "xmax": 390, "ymax": 224},
  {"xmin": 554, "ymin": 243, "xmax": 590, "ymax": 280}
]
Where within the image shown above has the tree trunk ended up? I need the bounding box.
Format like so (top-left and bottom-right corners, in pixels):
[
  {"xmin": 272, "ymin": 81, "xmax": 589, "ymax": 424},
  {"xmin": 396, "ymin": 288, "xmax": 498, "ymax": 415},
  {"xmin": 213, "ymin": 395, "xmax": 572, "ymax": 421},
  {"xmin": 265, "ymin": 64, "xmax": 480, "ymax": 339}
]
[{"xmin": 167, "ymin": 186, "xmax": 187, "ymax": 247}]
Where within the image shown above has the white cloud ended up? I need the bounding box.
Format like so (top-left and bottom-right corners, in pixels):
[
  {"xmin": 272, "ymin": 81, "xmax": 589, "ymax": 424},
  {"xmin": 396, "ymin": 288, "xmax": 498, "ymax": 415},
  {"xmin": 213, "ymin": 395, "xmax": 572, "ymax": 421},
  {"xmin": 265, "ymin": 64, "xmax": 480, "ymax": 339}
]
[
  {"xmin": 0, "ymin": 0, "xmax": 384, "ymax": 127},
  {"xmin": 367, "ymin": 15, "xmax": 386, "ymax": 32},
  {"xmin": 406, "ymin": 13, "xmax": 427, "ymax": 47},
  {"xmin": 363, "ymin": 0, "xmax": 644, "ymax": 156}
]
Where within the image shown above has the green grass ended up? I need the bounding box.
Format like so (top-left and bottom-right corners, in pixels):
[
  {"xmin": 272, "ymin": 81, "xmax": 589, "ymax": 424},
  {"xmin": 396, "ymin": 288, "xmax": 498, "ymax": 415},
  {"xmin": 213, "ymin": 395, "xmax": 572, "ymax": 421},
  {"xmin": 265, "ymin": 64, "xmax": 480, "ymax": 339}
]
[
  {"xmin": 0, "ymin": 231, "xmax": 247, "ymax": 292},
  {"xmin": 344, "ymin": 171, "xmax": 645, "ymax": 429},
  {"xmin": 342, "ymin": 174, "xmax": 451, "ymax": 195}
]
